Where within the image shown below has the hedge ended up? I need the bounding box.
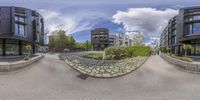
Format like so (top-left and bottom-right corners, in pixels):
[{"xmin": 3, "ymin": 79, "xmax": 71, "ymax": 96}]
[{"xmin": 105, "ymin": 46, "xmax": 151, "ymax": 60}]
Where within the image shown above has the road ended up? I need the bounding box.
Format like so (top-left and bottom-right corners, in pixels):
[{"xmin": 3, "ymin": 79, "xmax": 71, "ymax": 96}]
[{"xmin": 0, "ymin": 53, "xmax": 200, "ymax": 100}]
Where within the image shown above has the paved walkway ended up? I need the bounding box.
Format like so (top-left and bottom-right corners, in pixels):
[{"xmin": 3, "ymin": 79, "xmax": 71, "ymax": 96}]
[{"xmin": 0, "ymin": 53, "xmax": 200, "ymax": 100}]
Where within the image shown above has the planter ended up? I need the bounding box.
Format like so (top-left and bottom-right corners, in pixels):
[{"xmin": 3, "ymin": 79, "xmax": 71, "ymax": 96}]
[
  {"xmin": 0, "ymin": 55, "xmax": 44, "ymax": 72},
  {"xmin": 160, "ymin": 54, "xmax": 200, "ymax": 72}
]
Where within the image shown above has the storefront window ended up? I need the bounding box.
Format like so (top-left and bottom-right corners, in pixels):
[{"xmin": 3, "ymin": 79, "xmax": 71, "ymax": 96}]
[
  {"xmin": 191, "ymin": 45, "xmax": 195, "ymax": 56},
  {"xmin": 196, "ymin": 45, "xmax": 200, "ymax": 56},
  {"xmin": 6, "ymin": 44, "xmax": 18, "ymax": 56},
  {"xmin": 6, "ymin": 40, "xmax": 19, "ymax": 56},
  {"xmin": 0, "ymin": 44, "xmax": 2, "ymax": 56}
]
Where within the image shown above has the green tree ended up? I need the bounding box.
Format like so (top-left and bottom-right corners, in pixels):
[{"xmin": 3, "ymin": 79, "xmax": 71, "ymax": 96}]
[
  {"xmin": 183, "ymin": 44, "xmax": 192, "ymax": 56},
  {"xmin": 25, "ymin": 45, "xmax": 32, "ymax": 58},
  {"xmin": 57, "ymin": 30, "xmax": 67, "ymax": 51},
  {"xmin": 48, "ymin": 30, "xmax": 76, "ymax": 52},
  {"xmin": 85, "ymin": 40, "xmax": 91, "ymax": 50},
  {"xmin": 75, "ymin": 41, "xmax": 91, "ymax": 51},
  {"xmin": 68, "ymin": 36, "xmax": 76, "ymax": 50}
]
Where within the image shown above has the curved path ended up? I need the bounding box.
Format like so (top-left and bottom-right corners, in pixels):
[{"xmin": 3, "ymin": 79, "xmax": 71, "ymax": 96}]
[{"xmin": 0, "ymin": 53, "xmax": 200, "ymax": 100}]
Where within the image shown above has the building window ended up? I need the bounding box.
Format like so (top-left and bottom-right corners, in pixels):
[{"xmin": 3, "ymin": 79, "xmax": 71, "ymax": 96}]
[
  {"xmin": 191, "ymin": 45, "xmax": 195, "ymax": 56},
  {"xmin": 193, "ymin": 23, "xmax": 200, "ymax": 33},
  {"xmin": 15, "ymin": 23, "xmax": 26, "ymax": 36},
  {"xmin": 15, "ymin": 8, "xmax": 26, "ymax": 17},
  {"xmin": 193, "ymin": 15, "xmax": 200, "ymax": 20},
  {"xmin": 188, "ymin": 24, "xmax": 193, "ymax": 34},
  {"xmin": 195, "ymin": 45, "xmax": 200, "ymax": 56},
  {"xmin": 15, "ymin": 16, "xmax": 25, "ymax": 23},
  {"xmin": 186, "ymin": 15, "xmax": 200, "ymax": 22},
  {"xmin": 185, "ymin": 23, "xmax": 200, "ymax": 35}
]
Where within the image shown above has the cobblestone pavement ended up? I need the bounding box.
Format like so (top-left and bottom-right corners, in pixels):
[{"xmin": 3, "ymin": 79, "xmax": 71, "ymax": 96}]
[
  {"xmin": 0, "ymin": 53, "xmax": 200, "ymax": 100},
  {"xmin": 61, "ymin": 52, "xmax": 148, "ymax": 78}
]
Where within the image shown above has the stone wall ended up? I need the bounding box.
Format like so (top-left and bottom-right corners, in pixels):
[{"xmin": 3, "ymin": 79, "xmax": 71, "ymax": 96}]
[
  {"xmin": 160, "ymin": 54, "xmax": 200, "ymax": 72},
  {"xmin": 0, "ymin": 55, "xmax": 44, "ymax": 72}
]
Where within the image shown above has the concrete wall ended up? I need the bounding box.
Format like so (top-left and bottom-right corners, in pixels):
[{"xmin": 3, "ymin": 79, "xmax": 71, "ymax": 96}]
[
  {"xmin": 160, "ymin": 54, "xmax": 200, "ymax": 72},
  {"xmin": 0, "ymin": 55, "xmax": 44, "ymax": 72}
]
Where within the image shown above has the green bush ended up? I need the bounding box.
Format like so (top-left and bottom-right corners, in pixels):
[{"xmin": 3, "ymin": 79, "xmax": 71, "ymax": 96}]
[
  {"xmin": 81, "ymin": 53, "xmax": 103, "ymax": 60},
  {"xmin": 105, "ymin": 46, "xmax": 151, "ymax": 60},
  {"xmin": 105, "ymin": 46, "xmax": 126, "ymax": 60},
  {"xmin": 160, "ymin": 47, "xmax": 171, "ymax": 53},
  {"xmin": 130, "ymin": 46, "xmax": 151, "ymax": 56},
  {"xmin": 24, "ymin": 56, "xmax": 30, "ymax": 61}
]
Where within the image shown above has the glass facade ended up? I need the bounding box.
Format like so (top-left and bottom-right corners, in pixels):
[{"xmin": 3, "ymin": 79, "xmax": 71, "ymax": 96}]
[
  {"xmin": 196, "ymin": 45, "xmax": 200, "ymax": 56},
  {"xmin": 6, "ymin": 39, "xmax": 19, "ymax": 56},
  {"xmin": 6, "ymin": 44, "xmax": 18, "ymax": 56},
  {"xmin": 0, "ymin": 40, "xmax": 2, "ymax": 56},
  {"xmin": 0, "ymin": 39, "xmax": 34, "ymax": 56},
  {"xmin": 14, "ymin": 9, "xmax": 26, "ymax": 37},
  {"xmin": 186, "ymin": 15, "xmax": 200, "ymax": 22},
  {"xmin": 193, "ymin": 23, "xmax": 200, "ymax": 33},
  {"xmin": 15, "ymin": 16, "xmax": 25, "ymax": 23},
  {"xmin": 185, "ymin": 23, "xmax": 200, "ymax": 35},
  {"xmin": 15, "ymin": 23, "xmax": 26, "ymax": 36},
  {"xmin": 0, "ymin": 7, "xmax": 44, "ymax": 56}
]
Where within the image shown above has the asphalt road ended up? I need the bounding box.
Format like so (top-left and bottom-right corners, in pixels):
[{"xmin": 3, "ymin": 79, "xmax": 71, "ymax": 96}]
[{"xmin": 0, "ymin": 53, "xmax": 200, "ymax": 100}]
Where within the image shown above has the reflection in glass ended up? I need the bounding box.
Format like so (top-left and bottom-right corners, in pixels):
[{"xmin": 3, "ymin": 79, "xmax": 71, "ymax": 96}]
[
  {"xmin": 193, "ymin": 23, "xmax": 200, "ymax": 33},
  {"xmin": 6, "ymin": 44, "xmax": 18, "ymax": 56},
  {"xmin": 196, "ymin": 45, "xmax": 200, "ymax": 56}
]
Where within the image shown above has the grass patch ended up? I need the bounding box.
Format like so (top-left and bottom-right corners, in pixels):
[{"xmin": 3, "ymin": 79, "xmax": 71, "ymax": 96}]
[{"xmin": 81, "ymin": 53, "xmax": 103, "ymax": 60}]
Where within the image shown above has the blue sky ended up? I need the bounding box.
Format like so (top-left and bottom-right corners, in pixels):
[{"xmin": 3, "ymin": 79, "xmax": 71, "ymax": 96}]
[{"xmin": 1, "ymin": 0, "xmax": 200, "ymax": 44}]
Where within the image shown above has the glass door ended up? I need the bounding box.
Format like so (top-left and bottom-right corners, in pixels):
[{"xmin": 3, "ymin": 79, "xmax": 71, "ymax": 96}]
[{"xmin": 195, "ymin": 45, "xmax": 200, "ymax": 56}]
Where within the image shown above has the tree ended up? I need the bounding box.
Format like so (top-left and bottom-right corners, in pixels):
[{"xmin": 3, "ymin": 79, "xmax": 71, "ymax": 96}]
[
  {"xmin": 48, "ymin": 30, "xmax": 76, "ymax": 52},
  {"xmin": 57, "ymin": 30, "xmax": 67, "ymax": 51},
  {"xmin": 132, "ymin": 33, "xmax": 143, "ymax": 46},
  {"xmin": 85, "ymin": 40, "xmax": 91, "ymax": 50},
  {"xmin": 68, "ymin": 36, "xmax": 76, "ymax": 50},
  {"xmin": 75, "ymin": 41, "xmax": 91, "ymax": 51},
  {"xmin": 25, "ymin": 45, "xmax": 32, "ymax": 59},
  {"xmin": 183, "ymin": 44, "xmax": 192, "ymax": 56}
]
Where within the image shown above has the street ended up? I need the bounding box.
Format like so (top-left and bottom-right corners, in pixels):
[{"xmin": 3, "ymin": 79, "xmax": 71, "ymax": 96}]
[{"xmin": 0, "ymin": 53, "xmax": 199, "ymax": 100}]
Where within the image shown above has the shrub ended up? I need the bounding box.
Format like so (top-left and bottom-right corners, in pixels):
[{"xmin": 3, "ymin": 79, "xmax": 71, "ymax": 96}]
[
  {"xmin": 125, "ymin": 46, "xmax": 135, "ymax": 57},
  {"xmin": 24, "ymin": 56, "xmax": 30, "ymax": 61},
  {"xmin": 105, "ymin": 46, "xmax": 151, "ymax": 60},
  {"xmin": 130, "ymin": 46, "xmax": 151, "ymax": 56},
  {"xmin": 160, "ymin": 47, "xmax": 171, "ymax": 54},
  {"xmin": 105, "ymin": 46, "xmax": 126, "ymax": 60}
]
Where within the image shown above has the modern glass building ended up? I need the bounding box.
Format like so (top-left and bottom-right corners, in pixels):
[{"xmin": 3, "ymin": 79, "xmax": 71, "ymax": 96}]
[
  {"xmin": 91, "ymin": 28, "xmax": 109, "ymax": 51},
  {"xmin": 0, "ymin": 6, "xmax": 44, "ymax": 56},
  {"xmin": 160, "ymin": 7, "xmax": 200, "ymax": 56}
]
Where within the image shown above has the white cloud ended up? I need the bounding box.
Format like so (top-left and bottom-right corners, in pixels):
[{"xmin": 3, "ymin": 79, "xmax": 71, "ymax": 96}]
[
  {"xmin": 112, "ymin": 8, "xmax": 178, "ymax": 45},
  {"xmin": 38, "ymin": 9, "xmax": 107, "ymax": 35},
  {"xmin": 112, "ymin": 8, "xmax": 178, "ymax": 35}
]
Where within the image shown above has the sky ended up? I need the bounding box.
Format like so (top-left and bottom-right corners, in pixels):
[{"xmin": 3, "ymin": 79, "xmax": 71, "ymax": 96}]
[{"xmin": 1, "ymin": 0, "xmax": 200, "ymax": 45}]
